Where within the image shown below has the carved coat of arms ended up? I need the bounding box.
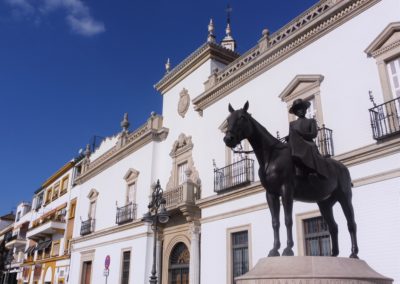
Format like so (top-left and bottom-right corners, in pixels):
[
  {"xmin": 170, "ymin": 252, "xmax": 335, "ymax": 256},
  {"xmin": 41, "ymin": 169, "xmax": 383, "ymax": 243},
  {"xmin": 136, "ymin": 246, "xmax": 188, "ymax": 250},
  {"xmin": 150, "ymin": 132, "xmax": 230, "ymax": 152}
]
[{"xmin": 178, "ymin": 88, "xmax": 190, "ymax": 118}]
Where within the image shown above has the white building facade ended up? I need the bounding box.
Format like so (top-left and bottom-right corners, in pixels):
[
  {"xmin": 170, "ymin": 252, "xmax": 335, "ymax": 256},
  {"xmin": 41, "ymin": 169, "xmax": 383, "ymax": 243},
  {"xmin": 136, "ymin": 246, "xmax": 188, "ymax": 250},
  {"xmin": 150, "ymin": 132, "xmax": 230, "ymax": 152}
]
[{"xmin": 69, "ymin": 0, "xmax": 400, "ymax": 283}]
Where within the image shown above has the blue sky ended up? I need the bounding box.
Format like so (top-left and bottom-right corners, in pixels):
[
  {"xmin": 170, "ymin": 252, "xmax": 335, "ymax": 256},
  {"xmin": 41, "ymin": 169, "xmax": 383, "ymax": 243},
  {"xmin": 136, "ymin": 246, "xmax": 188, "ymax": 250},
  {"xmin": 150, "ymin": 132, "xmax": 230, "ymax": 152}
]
[{"xmin": 0, "ymin": 0, "xmax": 318, "ymax": 215}]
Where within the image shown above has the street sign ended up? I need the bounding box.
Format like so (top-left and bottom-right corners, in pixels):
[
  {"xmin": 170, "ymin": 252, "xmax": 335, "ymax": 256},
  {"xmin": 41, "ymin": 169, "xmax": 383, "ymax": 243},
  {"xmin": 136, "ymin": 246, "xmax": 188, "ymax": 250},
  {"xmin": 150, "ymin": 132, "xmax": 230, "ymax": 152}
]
[
  {"xmin": 103, "ymin": 269, "xmax": 109, "ymax": 277},
  {"xmin": 105, "ymin": 255, "xmax": 111, "ymax": 270}
]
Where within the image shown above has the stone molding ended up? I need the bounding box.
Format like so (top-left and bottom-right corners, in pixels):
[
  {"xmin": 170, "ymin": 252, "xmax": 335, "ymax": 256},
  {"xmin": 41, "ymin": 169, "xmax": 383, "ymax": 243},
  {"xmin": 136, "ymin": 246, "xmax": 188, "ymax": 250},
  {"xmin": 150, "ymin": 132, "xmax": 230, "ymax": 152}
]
[
  {"xmin": 352, "ymin": 168, "xmax": 400, "ymax": 187},
  {"xmin": 154, "ymin": 42, "xmax": 240, "ymax": 95},
  {"xmin": 193, "ymin": 0, "xmax": 381, "ymax": 113},
  {"xmin": 365, "ymin": 21, "xmax": 400, "ymax": 57},
  {"xmin": 334, "ymin": 136, "xmax": 400, "ymax": 166},
  {"xmin": 75, "ymin": 114, "xmax": 168, "ymax": 184},
  {"xmin": 71, "ymin": 219, "xmax": 144, "ymax": 245}
]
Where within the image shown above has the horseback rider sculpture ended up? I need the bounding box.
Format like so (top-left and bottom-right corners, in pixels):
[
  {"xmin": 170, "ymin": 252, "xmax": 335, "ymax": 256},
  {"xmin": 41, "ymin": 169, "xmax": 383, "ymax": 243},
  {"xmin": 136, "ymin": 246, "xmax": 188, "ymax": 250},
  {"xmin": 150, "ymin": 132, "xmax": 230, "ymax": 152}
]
[{"xmin": 288, "ymin": 98, "xmax": 329, "ymax": 179}]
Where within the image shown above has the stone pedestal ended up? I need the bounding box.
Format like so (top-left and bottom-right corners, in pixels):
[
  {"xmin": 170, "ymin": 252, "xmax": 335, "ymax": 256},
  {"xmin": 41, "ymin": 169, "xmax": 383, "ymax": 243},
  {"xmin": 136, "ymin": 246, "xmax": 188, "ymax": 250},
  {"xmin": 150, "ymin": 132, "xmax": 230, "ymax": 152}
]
[{"xmin": 236, "ymin": 256, "xmax": 393, "ymax": 284}]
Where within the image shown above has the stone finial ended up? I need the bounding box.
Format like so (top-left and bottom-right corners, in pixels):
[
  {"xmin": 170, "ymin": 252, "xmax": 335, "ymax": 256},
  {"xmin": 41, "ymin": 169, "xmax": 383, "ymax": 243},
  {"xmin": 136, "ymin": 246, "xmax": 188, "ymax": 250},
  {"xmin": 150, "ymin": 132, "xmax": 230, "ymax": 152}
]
[
  {"xmin": 165, "ymin": 58, "xmax": 170, "ymax": 73},
  {"xmin": 369, "ymin": 90, "xmax": 377, "ymax": 107},
  {"xmin": 258, "ymin": 28, "xmax": 270, "ymax": 52},
  {"xmin": 84, "ymin": 144, "xmax": 91, "ymax": 158},
  {"xmin": 121, "ymin": 113, "xmax": 130, "ymax": 132},
  {"xmin": 262, "ymin": 28, "xmax": 270, "ymax": 38},
  {"xmin": 221, "ymin": 7, "xmax": 236, "ymax": 52},
  {"xmin": 207, "ymin": 19, "xmax": 216, "ymax": 43},
  {"xmin": 276, "ymin": 131, "xmax": 280, "ymax": 140}
]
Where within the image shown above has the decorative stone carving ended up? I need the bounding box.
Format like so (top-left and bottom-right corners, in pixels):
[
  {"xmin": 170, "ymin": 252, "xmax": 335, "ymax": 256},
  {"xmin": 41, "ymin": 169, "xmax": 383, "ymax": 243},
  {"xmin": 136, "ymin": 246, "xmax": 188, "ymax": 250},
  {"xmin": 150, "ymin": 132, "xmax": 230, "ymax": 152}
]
[
  {"xmin": 123, "ymin": 168, "xmax": 140, "ymax": 182},
  {"xmin": 170, "ymin": 133, "xmax": 193, "ymax": 158},
  {"xmin": 166, "ymin": 133, "xmax": 200, "ymax": 191},
  {"xmin": 87, "ymin": 189, "xmax": 99, "ymax": 200},
  {"xmin": 178, "ymin": 88, "xmax": 190, "ymax": 118}
]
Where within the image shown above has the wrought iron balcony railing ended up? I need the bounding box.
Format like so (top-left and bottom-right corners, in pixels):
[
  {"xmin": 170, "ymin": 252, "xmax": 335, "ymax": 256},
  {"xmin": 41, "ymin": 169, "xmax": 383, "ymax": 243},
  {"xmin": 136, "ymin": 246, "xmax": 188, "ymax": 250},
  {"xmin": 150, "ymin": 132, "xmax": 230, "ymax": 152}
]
[
  {"xmin": 214, "ymin": 158, "xmax": 255, "ymax": 193},
  {"xmin": 80, "ymin": 218, "xmax": 95, "ymax": 236},
  {"xmin": 116, "ymin": 203, "xmax": 137, "ymax": 225},
  {"xmin": 316, "ymin": 125, "xmax": 334, "ymax": 158},
  {"xmin": 369, "ymin": 97, "xmax": 400, "ymax": 140},
  {"xmin": 278, "ymin": 125, "xmax": 334, "ymax": 158}
]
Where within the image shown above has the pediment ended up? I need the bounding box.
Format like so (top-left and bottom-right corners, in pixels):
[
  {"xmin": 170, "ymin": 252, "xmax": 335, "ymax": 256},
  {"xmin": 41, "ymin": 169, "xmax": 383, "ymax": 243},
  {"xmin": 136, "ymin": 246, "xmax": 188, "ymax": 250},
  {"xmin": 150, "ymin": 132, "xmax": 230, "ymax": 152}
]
[
  {"xmin": 279, "ymin": 75, "xmax": 324, "ymax": 102},
  {"xmin": 123, "ymin": 168, "xmax": 140, "ymax": 182},
  {"xmin": 365, "ymin": 22, "xmax": 400, "ymax": 57},
  {"xmin": 87, "ymin": 188, "xmax": 99, "ymax": 200}
]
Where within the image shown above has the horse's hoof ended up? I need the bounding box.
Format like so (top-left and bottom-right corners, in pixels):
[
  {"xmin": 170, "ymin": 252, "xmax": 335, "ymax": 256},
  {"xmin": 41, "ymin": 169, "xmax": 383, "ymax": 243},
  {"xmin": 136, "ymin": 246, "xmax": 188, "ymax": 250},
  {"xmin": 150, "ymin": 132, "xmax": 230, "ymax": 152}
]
[
  {"xmin": 331, "ymin": 250, "xmax": 339, "ymax": 257},
  {"xmin": 268, "ymin": 249, "xmax": 280, "ymax": 257},
  {"xmin": 349, "ymin": 253, "xmax": 359, "ymax": 259},
  {"xmin": 282, "ymin": 247, "xmax": 294, "ymax": 256}
]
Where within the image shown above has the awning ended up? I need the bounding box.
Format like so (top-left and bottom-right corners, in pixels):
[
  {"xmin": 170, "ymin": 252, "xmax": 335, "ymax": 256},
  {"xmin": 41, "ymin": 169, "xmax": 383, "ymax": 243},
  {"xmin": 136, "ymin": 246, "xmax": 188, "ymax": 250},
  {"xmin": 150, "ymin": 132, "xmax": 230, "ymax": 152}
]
[
  {"xmin": 35, "ymin": 240, "xmax": 52, "ymax": 251},
  {"xmin": 25, "ymin": 246, "xmax": 36, "ymax": 254}
]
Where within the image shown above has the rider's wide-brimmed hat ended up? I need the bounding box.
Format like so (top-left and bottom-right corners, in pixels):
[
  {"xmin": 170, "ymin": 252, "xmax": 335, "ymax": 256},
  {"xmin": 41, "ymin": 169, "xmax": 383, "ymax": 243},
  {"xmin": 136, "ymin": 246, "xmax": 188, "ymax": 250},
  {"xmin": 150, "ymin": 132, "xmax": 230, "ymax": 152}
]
[{"xmin": 289, "ymin": 98, "xmax": 311, "ymax": 114}]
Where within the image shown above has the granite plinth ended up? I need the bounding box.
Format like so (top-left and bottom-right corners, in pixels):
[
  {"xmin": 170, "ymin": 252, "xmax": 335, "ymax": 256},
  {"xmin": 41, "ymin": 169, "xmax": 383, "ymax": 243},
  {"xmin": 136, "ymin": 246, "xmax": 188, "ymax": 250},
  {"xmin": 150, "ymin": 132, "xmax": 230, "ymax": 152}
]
[{"xmin": 235, "ymin": 256, "xmax": 393, "ymax": 284}]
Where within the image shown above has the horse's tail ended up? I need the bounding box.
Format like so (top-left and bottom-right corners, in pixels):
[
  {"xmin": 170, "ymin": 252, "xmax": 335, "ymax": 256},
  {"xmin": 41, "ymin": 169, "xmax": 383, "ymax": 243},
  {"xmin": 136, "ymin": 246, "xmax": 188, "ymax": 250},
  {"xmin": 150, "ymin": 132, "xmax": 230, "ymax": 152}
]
[{"xmin": 337, "ymin": 160, "xmax": 353, "ymax": 194}]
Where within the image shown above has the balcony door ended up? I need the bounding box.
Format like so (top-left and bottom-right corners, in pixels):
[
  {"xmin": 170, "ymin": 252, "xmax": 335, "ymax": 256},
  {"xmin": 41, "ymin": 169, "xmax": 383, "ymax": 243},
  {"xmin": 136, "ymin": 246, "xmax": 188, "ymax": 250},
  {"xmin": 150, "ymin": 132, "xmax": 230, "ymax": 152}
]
[
  {"xmin": 81, "ymin": 261, "xmax": 92, "ymax": 284},
  {"xmin": 168, "ymin": 242, "xmax": 189, "ymax": 284}
]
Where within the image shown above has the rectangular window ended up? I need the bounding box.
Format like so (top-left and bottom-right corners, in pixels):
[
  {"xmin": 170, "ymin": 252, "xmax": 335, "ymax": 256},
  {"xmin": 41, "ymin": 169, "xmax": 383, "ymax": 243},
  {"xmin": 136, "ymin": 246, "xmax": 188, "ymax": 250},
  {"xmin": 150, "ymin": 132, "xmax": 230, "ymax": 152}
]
[
  {"xmin": 60, "ymin": 176, "xmax": 69, "ymax": 195},
  {"xmin": 81, "ymin": 261, "xmax": 92, "ymax": 284},
  {"xmin": 89, "ymin": 201, "xmax": 96, "ymax": 219},
  {"xmin": 177, "ymin": 162, "xmax": 188, "ymax": 185},
  {"xmin": 231, "ymin": 231, "xmax": 249, "ymax": 282},
  {"xmin": 35, "ymin": 193, "xmax": 44, "ymax": 210},
  {"xmin": 45, "ymin": 188, "xmax": 52, "ymax": 204},
  {"xmin": 68, "ymin": 200, "xmax": 77, "ymax": 219},
  {"xmin": 121, "ymin": 251, "xmax": 131, "ymax": 284},
  {"xmin": 52, "ymin": 241, "xmax": 60, "ymax": 257},
  {"xmin": 387, "ymin": 57, "xmax": 400, "ymax": 98},
  {"xmin": 127, "ymin": 183, "xmax": 135, "ymax": 204},
  {"xmin": 52, "ymin": 183, "xmax": 60, "ymax": 201},
  {"xmin": 303, "ymin": 216, "xmax": 331, "ymax": 256}
]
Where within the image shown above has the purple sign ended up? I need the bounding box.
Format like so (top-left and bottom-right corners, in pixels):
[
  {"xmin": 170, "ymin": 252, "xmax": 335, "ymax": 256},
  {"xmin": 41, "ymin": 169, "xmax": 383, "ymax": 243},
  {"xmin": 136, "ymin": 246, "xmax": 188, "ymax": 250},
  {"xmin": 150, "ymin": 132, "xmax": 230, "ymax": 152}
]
[{"xmin": 105, "ymin": 255, "xmax": 111, "ymax": 269}]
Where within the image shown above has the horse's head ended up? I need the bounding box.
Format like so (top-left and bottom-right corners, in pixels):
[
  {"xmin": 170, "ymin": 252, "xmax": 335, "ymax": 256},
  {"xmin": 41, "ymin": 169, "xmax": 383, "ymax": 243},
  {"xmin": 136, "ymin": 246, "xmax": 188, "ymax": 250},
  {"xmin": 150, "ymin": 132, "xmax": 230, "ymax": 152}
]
[{"xmin": 223, "ymin": 101, "xmax": 252, "ymax": 148}]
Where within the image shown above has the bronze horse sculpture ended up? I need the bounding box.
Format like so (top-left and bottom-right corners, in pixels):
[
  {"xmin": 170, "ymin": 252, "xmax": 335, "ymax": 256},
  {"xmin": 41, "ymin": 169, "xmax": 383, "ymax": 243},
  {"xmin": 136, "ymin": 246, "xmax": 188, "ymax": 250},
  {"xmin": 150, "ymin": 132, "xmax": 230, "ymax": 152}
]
[{"xmin": 223, "ymin": 101, "xmax": 358, "ymax": 258}]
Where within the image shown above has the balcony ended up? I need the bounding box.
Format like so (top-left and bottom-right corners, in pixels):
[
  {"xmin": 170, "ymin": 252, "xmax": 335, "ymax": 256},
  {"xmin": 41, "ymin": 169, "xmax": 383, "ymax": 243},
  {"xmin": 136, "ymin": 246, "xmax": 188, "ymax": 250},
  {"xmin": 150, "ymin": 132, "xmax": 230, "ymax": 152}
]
[
  {"xmin": 369, "ymin": 97, "xmax": 400, "ymax": 140},
  {"xmin": 164, "ymin": 180, "xmax": 200, "ymax": 209},
  {"xmin": 116, "ymin": 203, "xmax": 137, "ymax": 225},
  {"xmin": 214, "ymin": 158, "xmax": 255, "ymax": 193},
  {"xmin": 5, "ymin": 234, "xmax": 27, "ymax": 249},
  {"xmin": 27, "ymin": 214, "xmax": 66, "ymax": 241},
  {"xmin": 80, "ymin": 219, "xmax": 95, "ymax": 236}
]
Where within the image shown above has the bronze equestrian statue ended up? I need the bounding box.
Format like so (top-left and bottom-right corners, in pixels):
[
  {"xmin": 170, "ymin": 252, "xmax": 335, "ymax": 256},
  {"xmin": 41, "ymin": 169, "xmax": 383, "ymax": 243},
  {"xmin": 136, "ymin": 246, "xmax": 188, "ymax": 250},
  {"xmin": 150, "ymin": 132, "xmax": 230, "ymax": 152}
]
[{"xmin": 223, "ymin": 101, "xmax": 358, "ymax": 258}]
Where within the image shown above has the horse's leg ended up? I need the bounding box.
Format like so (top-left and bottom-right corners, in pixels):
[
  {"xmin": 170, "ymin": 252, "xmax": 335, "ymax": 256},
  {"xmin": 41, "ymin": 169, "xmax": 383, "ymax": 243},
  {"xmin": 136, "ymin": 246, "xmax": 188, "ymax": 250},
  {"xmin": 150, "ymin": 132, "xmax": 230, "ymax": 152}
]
[
  {"xmin": 338, "ymin": 192, "xmax": 359, "ymax": 258},
  {"xmin": 317, "ymin": 197, "xmax": 339, "ymax": 256},
  {"xmin": 281, "ymin": 184, "xmax": 294, "ymax": 256},
  {"xmin": 266, "ymin": 192, "xmax": 280, "ymax": 257}
]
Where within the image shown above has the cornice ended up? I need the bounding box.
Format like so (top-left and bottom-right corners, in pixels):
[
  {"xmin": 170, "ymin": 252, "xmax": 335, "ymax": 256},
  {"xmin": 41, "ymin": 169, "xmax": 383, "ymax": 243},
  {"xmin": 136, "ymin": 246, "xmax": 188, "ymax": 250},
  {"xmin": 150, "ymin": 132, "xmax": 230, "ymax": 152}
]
[
  {"xmin": 154, "ymin": 42, "xmax": 240, "ymax": 95},
  {"xmin": 193, "ymin": 0, "xmax": 381, "ymax": 113},
  {"xmin": 71, "ymin": 219, "xmax": 145, "ymax": 244},
  {"xmin": 365, "ymin": 21, "xmax": 400, "ymax": 57},
  {"xmin": 42, "ymin": 162, "xmax": 74, "ymax": 188},
  {"xmin": 334, "ymin": 136, "xmax": 400, "ymax": 167},
  {"xmin": 370, "ymin": 39, "xmax": 400, "ymax": 58},
  {"xmin": 75, "ymin": 116, "xmax": 169, "ymax": 184},
  {"xmin": 196, "ymin": 182, "xmax": 264, "ymax": 209}
]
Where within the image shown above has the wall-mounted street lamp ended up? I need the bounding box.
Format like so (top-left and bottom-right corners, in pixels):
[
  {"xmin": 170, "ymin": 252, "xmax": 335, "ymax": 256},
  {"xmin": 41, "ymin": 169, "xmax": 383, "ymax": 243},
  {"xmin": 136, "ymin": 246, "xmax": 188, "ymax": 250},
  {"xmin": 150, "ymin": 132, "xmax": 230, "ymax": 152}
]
[{"xmin": 142, "ymin": 180, "xmax": 170, "ymax": 284}]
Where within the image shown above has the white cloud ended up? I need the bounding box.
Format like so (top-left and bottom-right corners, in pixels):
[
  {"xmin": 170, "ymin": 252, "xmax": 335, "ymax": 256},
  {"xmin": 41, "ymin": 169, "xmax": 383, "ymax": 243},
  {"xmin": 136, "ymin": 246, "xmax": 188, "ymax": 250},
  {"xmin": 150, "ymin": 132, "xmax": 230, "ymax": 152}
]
[
  {"xmin": 3, "ymin": 0, "xmax": 105, "ymax": 36},
  {"xmin": 67, "ymin": 14, "xmax": 105, "ymax": 36}
]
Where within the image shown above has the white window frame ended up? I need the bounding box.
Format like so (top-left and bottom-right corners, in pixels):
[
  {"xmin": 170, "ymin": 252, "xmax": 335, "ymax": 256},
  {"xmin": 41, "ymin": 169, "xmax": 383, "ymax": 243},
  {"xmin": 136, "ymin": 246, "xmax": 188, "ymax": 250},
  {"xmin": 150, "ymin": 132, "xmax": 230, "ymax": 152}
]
[
  {"xmin": 226, "ymin": 224, "xmax": 252, "ymax": 284},
  {"xmin": 279, "ymin": 74, "xmax": 325, "ymax": 125}
]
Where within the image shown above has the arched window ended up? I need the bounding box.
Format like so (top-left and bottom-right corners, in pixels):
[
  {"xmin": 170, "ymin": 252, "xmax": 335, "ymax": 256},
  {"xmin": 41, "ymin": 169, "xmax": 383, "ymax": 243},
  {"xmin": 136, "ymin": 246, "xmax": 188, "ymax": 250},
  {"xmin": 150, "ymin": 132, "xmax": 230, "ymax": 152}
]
[{"xmin": 168, "ymin": 242, "xmax": 190, "ymax": 284}]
